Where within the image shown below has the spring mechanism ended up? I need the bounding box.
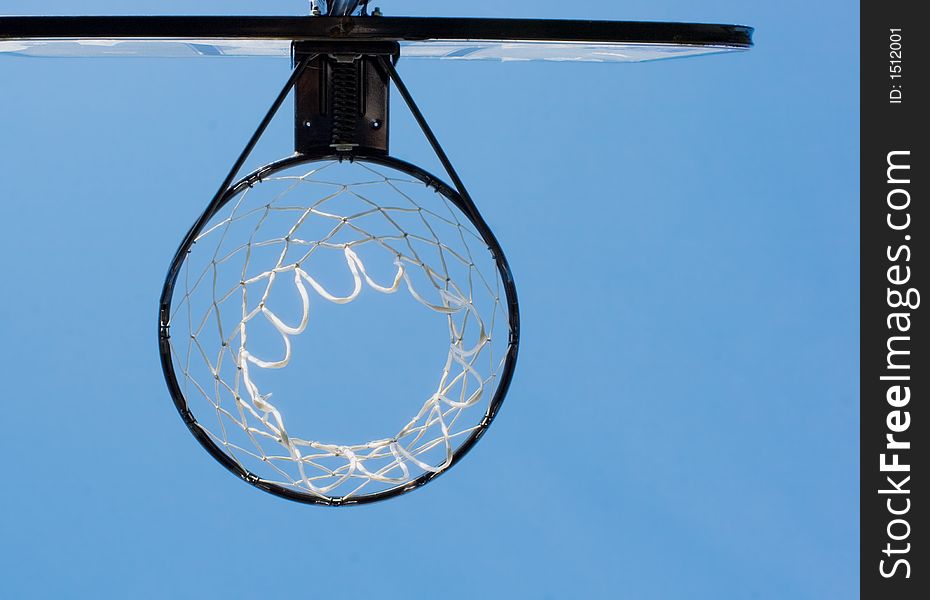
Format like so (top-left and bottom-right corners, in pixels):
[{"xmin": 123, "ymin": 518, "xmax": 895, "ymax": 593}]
[
  {"xmin": 330, "ymin": 60, "xmax": 359, "ymax": 149},
  {"xmin": 293, "ymin": 47, "xmax": 391, "ymax": 156}
]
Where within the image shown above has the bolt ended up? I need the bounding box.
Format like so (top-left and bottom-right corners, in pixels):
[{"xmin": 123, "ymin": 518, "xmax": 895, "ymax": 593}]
[{"xmin": 370, "ymin": 119, "xmax": 382, "ymax": 130}]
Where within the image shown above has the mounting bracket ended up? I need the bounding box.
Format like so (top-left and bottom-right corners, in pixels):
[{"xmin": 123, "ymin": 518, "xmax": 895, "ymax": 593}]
[{"xmin": 293, "ymin": 41, "xmax": 399, "ymax": 157}]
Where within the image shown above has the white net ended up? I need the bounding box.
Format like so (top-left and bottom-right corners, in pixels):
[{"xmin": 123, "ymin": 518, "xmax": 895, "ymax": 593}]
[{"xmin": 166, "ymin": 159, "xmax": 512, "ymax": 502}]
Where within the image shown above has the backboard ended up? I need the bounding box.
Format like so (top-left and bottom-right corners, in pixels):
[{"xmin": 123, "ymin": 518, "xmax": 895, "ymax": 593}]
[{"xmin": 0, "ymin": 16, "xmax": 752, "ymax": 61}]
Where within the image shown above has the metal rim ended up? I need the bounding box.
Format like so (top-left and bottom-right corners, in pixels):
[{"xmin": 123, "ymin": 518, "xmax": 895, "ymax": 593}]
[
  {"xmin": 0, "ymin": 16, "xmax": 753, "ymax": 48},
  {"xmin": 159, "ymin": 153, "xmax": 521, "ymax": 506}
]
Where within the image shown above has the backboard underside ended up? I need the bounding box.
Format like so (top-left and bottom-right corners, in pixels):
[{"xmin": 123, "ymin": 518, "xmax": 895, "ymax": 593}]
[{"xmin": 0, "ymin": 16, "xmax": 753, "ymax": 62}]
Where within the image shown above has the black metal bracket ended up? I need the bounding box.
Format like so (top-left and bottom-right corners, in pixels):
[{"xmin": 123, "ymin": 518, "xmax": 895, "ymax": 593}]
[{"xmin": 293, "ymin": 41, "xmax": 399, "ymax": 157}]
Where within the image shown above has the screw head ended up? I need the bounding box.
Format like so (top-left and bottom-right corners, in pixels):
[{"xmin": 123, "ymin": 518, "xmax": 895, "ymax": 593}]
[{"xmin": 370, "ymin": 119, "xmax": 382, "ymax": 130}]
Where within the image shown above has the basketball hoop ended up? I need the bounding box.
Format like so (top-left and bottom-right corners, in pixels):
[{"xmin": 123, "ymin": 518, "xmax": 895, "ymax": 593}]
[{"xmin": 0, "ymin": 11, "xmax": 752, "ymax": 505}]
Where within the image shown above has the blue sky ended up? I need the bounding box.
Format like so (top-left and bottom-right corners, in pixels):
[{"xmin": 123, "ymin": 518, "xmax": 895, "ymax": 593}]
[{"xmin": 0, "ymin": 1, "xmax": 858, "ymax": 598}]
